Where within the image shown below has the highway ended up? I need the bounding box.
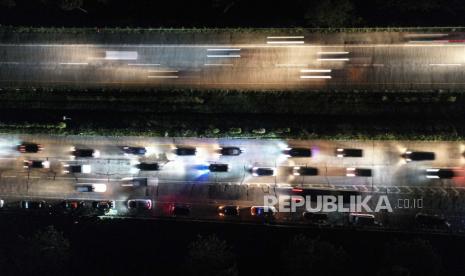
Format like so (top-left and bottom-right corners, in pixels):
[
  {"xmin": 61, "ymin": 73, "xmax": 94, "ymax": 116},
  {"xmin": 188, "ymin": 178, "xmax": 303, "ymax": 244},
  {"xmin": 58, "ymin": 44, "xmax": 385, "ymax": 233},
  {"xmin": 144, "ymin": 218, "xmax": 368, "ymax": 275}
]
[
  {"xmin": 1, "ymin": 134, "xmax": 465, "ymax": 231},
  {"xmin": 3, "ymin": 32, "xmax": 465, "ymax": 90}
]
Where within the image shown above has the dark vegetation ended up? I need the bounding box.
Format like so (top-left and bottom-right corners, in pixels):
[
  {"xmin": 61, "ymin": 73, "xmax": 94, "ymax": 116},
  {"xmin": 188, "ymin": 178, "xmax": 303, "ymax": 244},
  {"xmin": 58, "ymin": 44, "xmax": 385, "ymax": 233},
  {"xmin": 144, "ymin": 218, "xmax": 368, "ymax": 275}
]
[
  {"xmin": 0, "ymin": 88, "xmax": 463, "ymax": 140},
  {"xmin": 1, "ymin": 0, "xmax": 465, "ymax": 28},
  {"xmin": 0, "ymin": 214, "xmax": 463, "ymax": 276}
]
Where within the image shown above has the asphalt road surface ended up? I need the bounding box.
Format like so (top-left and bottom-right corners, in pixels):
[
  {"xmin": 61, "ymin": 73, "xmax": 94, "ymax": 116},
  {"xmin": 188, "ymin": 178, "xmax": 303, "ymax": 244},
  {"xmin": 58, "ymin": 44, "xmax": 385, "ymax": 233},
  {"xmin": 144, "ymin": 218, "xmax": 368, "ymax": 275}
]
[
  {"xmin": 0, "ymin": 134, "xmax": 464, "ymax": 231},
  {"xmin": 3, "ymin": 32, "xmax": 465, "ymax": 90}
]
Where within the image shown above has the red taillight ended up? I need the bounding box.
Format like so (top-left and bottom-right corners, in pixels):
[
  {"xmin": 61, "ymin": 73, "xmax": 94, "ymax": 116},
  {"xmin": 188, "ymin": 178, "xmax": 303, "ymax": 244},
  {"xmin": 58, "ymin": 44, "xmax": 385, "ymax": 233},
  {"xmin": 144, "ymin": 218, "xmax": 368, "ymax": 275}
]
[{"xmin": 292, "ymin": 188, "xmax": 303, "ymax": 193}]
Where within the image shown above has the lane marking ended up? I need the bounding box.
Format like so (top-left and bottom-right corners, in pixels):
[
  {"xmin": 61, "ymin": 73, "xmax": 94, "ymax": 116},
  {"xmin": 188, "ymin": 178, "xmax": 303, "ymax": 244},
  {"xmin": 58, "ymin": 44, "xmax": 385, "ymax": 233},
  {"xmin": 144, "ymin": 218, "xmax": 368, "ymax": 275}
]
[
  {"xmin": 206, "ymin": 55, "xmax": 241, "ymax": 58},
  {"xmin": 300, "ymin": 69, "xmax": 332, "ymax": 73},
  {"xmin": 59, "ymin": 62, "xmax": 88, "ymax": 65},
  {"xmin": 300, "ymin": 76, "xmax": 331, "ymax": 79},
  {"xmin": 128, "ymin": 63, "xmax": 160, "ymax": 66},
  {"xmin": 206, "ymin": 48, "xmax": 241, "ymax": 51}
]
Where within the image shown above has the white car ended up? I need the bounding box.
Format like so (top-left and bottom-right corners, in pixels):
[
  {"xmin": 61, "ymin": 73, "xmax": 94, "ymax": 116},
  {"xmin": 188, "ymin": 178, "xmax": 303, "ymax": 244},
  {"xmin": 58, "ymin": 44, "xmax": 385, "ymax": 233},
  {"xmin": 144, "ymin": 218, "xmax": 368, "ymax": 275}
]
[{"xmin": 63, "ymin": 164, "xmax": 91, "ymax": 174}]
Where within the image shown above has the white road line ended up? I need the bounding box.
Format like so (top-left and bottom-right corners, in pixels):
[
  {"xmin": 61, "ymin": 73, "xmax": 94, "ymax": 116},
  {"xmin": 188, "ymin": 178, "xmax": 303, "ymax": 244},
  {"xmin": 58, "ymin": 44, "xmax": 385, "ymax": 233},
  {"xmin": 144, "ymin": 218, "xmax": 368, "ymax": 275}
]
[
  {"xmin": 300, "ymin": 76, "xmax": 332, "ymax": 79},
  {"xmin": 206, "ymin": 55, "xmax": 241, "ymax": 58},
  {"xmin": 266, "ymin": 41, "xmax": 305, "ymax": 44},
  {"xmin": 3, "ymin": 175, "xmax": 16, "ymax": 178},
  {"xmin": 318, "ymin": 58, "xmax": 350, "ymax": 61},
  {"xmin": 204, "ymin": 63, "xmax": 233, "ymax": 66},
  {"xmin": 300, "ymin": 69, "xmax": 332, "ymax": 73},
  {"xmin": 206, "ymin": 48, "xmax": 241, "ymax": 51},
  {"xmin": 429, "ymin": 63, "xmax": 462, "ymax": 66},
  {"xmin": 318, "ymin": 51, "xmax": 349, "ymax": 55},
  {"xmin": 59, "ymin": 62, "xmax": 88, "ymax": 65},
  {"xmin": 128, "ymin": 63, "xmax": 161, "ymax": 66},
  {"xmin": 267, "ymin": 36, "xmax": 304, "ymax": 39},
  {"xmin": 148, "ymin": 70, "xmax": 179, "ymax": 73},
  {"xmin": 147, "ymin": 76, "xmax": 179, "ymax": 79},
  {"xmin": 0, "ymin": 61, "xmax": 20, "ymax": 64},
  {"xmin": 275, "ymin": 64, "xmax": 307, "ymax": 67},
  {"xmin": 404, "ymin": 34, "xmax": 448, "ymax": 38}
]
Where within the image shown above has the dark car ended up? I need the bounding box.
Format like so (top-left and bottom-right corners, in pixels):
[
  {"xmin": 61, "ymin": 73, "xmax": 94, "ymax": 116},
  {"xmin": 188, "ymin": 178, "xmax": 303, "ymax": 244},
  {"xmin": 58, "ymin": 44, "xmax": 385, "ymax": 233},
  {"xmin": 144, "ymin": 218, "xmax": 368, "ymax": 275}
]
[
  {"xmin": 18, "ymin": 142, "xmax": 42, "ymax": 153},
  {"xmin": 252, "ymin": 167, "xmax": 276, "ymax": 176},
  {"xmin": 127, "ymin": 199, "xmax": 152, "ymax": 210},
  {"xmin": 219, "ymin": 147, "xmax": 242, "ymax": 156},
  {"xmin": 20, "ymin": 200, "xmax": 47, "ymax": 209},
  {"xmin": 402, "ymin": 151, "xmax": 435, "ymax": 162},
  {"xmin": 136, "ymin": 162, "xmax": 160, "ymax": 171},
  {"xmin": 23, "ymin": 160, "xmax": 50, "ymax": 169},
  {"xmin": 336, "ymin": 148, "xmax": 363, "ymax": 158},
  {"xmin": 302, "ymin": 212, "xmax": 329, "ymax": 224},
  {"xmin": 426, "ymin": 168, "xmax": 455, "ymax": 179},
  {"xmin": 63, "ymin": 164, "xmax": 91, "ymax": 174},
  {"xmin": 175, "ymin": 147, "xmax": 196, "ymax": 156},
  {"xmin": 349, "ymin": 213, "xmax": 376, "ymax": 226},
  {"xmin": 218, "ymin": 205, "xmax": 240, "ymax": 217},
  {"xmin": 61, "ymin": 201, "xmax": 86, "ymax": 210},
  {"xmin": 92, "ymin": 200, "xmax": 115, "ymax": 211},
  {"xmin": 415, "ymin": 213, "xmax": 450, "ymax": 229},
  {"xmin": 346, "ymin": 168, "xmax": 372, "ymax": 177},
  {"xmin": 71, "ymin": 148, "xmax": 100, "ymax": 158},
  {"xmin": 209, "ymin": 164, "xmax": 229, "ymax": 172},
  {"xmin": 122, "ymin": 146, "xmax": 147, "ymax": 156},
  {"xmin": 250, "ymin": 206, "xmax": 277, "ymax": 217},
  {"xmin": 292, "ymin": 166, "xmax": 318, "ymax": 176},
  {"xmin": 170, "ymin": 204, "xmax": 190, "ymax": 216},
  {"xmin": 284, "ymin": 147, "xmax": 312, "ymax": 157}
]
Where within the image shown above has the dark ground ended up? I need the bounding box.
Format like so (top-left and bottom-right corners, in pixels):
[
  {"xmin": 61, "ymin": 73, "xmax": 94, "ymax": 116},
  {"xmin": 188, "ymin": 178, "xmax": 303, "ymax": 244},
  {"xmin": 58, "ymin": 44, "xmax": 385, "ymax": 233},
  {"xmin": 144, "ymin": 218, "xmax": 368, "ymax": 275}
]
[
  {"xmin": 1, "ymin": 0, "xmax": 465, "ymax": 28},
  {"xmin": 0, "ymin": 213, "xmax": 464, "ymax": 276}
]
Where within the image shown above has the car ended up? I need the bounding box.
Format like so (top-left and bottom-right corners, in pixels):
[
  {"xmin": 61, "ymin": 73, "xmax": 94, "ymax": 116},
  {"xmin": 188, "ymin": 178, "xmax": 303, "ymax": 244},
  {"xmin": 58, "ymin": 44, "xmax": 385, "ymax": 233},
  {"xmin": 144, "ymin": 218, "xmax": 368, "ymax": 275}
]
[
  {"xmin": 20, "ymin": 200, "xmax": 47, "ymax": 209},
  {"xmin": 92, "ymin": 200, "xmax": 115, "ymax": 211},
  {"xmin": 218, "ymin": 205, "xmax": 240, "ymax": 217},
  {"xmin": 426, "ymin": 168, "xmax": 455, "ymax": 179},
  {"xmin": 219, "ymin": 147, "xmax": 242, "ymax": 156},
  {"xmin": 75, "ymin": 184, "xmax": 107, "ymax": 193},
  {"xmin": 175, "ymin": 147, "xmax": 196, "ymax": 156},
  {"xmin": 61, "ymin": 200, "xmax": 86, "ymax": 210},
  {"xmin": 71, "ymin": 148, "xmax": 100, "ymax": 158},
  {"xmin": 250, "ymin": 206, "xmax": 277, "ymax": 217},
  {"xmin": 18, "ymin": 142, "xmax": 43, "ymax": 153},
  {"xmin": 415, "ymin": 213, "xmax": 450, "ymax": 229},
  {"xmin": 251, "ymin": 167, "xmax": 276, "ymax": 176},
  {"xmin": 402, "ymin": 151, "xmax": 435, "ymax": 162},
  {"xmin": 63, "ymin": 164, "xmax": 91, "ymax": 174},
  {"xmin": 209, "ymin": 164, "xmax": 229, "ymax": 172},
  {"xmin": 335, "ymin": 148, "xmax": 363, "ymax": 158},
  {"xmin": 346, "ymin": 168, "xmax": 372, "ymax": 177},
  {"xmin": 283, "ymin": 147, "xmax": 312, "ymax": 157},
  {"xmin": 170, "ymin": 204, "xmax": 190, "ymax": 216},
  {"xmin": 135, "ymin": 162, "xmax": 160, "ymax": 171},
  {"xmin": 23, "ymin": 160, "xmax": 50, "ymax": 169},
  {"xmin": 292, "ymin": 166, "xmax": 318, "ymax": 176},
  {"xmin": 120, "ymin": 177, "xmax": 148, "ymax": 187},
  {"xmin": 349, "ymin": 213, "xmax": 376, "ymax": 226},
  {"xmin": 122, "ymin": 146, "xmax": 147, "ymax": 156},
  {"xmin": 127, "ymin": 199, "xmax": 152, "ymax": 210},
  {"xmin": 302, "ymin": 212, "xmax": 329, "ymax": 225}
]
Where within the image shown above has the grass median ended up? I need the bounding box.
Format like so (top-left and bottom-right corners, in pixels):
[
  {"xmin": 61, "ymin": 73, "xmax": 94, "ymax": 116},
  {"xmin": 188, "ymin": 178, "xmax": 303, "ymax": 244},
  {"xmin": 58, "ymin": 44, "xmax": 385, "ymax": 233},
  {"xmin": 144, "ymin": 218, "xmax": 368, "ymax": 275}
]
[{"xmin": 0, "ymin": 88, "xmax": 463, "ymax": 140}]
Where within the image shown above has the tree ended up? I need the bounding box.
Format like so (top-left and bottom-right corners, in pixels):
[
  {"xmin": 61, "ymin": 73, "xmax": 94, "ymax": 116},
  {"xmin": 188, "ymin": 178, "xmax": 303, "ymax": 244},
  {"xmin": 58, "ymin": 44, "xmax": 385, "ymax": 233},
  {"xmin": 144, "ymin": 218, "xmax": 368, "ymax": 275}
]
[
  {"xmin": 304, "ymin": 0, "xmax": 356, "ymax": 27},
  {"xmin": 0, "ymin": 0, "xmax": 15, "ymax": 7},
  {"xmin": 12, "ymin": 226, "xmax": 70, "ymax": 275},
  {"xmin": 186, "ymin": 235, "xmax": 238, "ymax": 276},
  {"xmin": 378, "ymin": 239, "xmax": 443, "ymax": 276},
  {"xmin": 58, "ymin": 0, "xmax": 87, "ymax": 12},
  {"xmin": 281, "ymin": 234, "xmax": 349, "ymax": 276}
]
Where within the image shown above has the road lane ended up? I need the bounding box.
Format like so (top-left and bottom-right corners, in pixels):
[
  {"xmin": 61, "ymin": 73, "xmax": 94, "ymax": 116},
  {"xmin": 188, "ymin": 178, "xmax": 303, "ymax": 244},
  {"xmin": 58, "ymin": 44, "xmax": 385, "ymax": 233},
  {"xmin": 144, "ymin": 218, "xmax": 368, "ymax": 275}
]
[{"xmin": 3, "ymin": 42, "xmax": 465, "ymax": 90}]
